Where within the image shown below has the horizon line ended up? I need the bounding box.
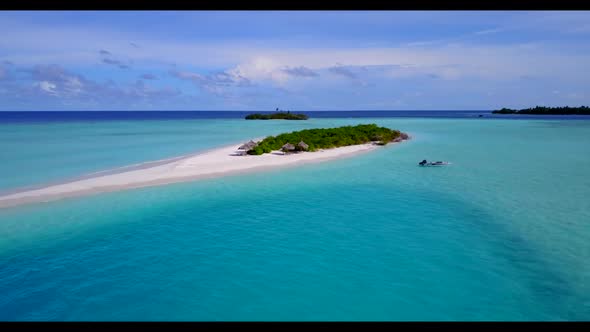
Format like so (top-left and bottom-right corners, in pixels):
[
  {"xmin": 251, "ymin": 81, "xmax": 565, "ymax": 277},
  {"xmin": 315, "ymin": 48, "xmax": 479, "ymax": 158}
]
[{"xmin": 0, "ymin": 109, "xmax": 494, "ymax": 112}]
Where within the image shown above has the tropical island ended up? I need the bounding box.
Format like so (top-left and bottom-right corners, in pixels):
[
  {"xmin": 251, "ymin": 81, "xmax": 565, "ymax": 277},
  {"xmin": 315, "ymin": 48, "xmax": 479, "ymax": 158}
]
[
  {"xmin": 0, "ymin": 124, "xmax": 409, "ymax": 208},
  {"xmin": 492, "ymin": 106, "xmax": 590, "ymax": 115},
  {"xmin": 245, "ymin": 108, "xmax": 309, "ymax": 120},
  {"xmin": 243, "ymin": 124, "xmax": 409, "ymax": 155}
]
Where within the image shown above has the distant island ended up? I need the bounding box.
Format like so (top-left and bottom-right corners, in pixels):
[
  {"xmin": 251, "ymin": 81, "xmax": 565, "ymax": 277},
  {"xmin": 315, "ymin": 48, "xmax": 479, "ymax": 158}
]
[
  {"xmin": 245, "ymin": 108, "xmax": 309, "ymax": 120},
  {"xmin": 245, "ymin": 124, "xmax": 409, "ymax": 155},
  {"xmin": 492, "ymin": 106, "xmax": 590, "ymax": 115}
]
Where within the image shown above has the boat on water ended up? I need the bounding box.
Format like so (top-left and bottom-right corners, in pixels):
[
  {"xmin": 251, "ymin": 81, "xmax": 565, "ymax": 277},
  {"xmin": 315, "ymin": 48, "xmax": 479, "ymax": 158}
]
[{"xmin": 418, "ymin": 160, "xmax": 451, "ymax": 166}]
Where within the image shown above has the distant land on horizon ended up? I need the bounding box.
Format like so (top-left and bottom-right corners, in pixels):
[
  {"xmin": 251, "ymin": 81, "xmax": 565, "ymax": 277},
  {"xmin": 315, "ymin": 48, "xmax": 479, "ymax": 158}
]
[
  {"xmin": 7, "ymin": 109, "xmax": 590, "ymax": 123},
  {"xmin": 0, "ymin": 109, "xmax": 494, "ymax": 112},
  {"xmin": 245, "ymin": 112, "xmax": 309, "ymax": 120},
  {"xmin": 493, "ymin": 106, "xmax": 590, "ymax": 115}
]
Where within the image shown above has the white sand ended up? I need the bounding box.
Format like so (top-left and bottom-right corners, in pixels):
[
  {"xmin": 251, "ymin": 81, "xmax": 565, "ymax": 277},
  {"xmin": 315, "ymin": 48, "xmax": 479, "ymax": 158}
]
[{"xmin": 0, "ymin": 141, "xmax": 395, "ymax": 208}]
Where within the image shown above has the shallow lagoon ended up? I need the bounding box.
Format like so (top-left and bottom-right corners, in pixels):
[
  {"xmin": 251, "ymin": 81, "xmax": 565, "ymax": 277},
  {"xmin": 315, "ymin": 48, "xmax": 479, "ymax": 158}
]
[{"xmin": 0, "ymin": 115, "xmax": 589, "ymax": 320}]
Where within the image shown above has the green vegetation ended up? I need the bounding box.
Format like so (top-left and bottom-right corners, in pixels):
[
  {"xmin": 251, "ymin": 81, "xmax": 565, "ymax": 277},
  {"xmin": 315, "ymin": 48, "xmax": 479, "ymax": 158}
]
[
  {"xmin": 245, "ymin": 111, "xmax": 309, "ymax": 120},
  {"xmin": 492, "ymin": 106, "xmax": 590, "ymax": 115},
  {"xmin": 246, "ymin": 124, "xmax": 408, "ymax": 155}
]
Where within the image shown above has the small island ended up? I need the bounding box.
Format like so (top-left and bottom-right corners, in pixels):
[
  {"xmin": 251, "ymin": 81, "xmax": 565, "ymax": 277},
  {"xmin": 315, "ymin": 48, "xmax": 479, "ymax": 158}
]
[
  {"xmin": 245, "ymin": 108, "xmax": 309, "ymax": 120},
  {"xmin": 0, "ymin": 123, "xmax": 410, "ymax": 208},
  {"xmin": 492, "ymin": 106, "xmax": 590, "ymax": 115},
  {"xmin": 244, "ymin": 124, "xmax": 409, "ymax": 155}
]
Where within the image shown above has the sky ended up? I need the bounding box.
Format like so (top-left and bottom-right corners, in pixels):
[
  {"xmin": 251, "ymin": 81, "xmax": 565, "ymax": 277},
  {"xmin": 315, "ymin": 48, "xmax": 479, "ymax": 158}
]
[{"xmin": 1, "ymin": 10, "xmax": 590, "ymax": 111}]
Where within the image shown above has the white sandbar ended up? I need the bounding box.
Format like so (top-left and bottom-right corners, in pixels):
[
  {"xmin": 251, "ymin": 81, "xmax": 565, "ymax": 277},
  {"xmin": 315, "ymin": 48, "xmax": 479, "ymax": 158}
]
[{"xmin": 0, "ymin": 141, "xmax": 398, "ymax": 208}]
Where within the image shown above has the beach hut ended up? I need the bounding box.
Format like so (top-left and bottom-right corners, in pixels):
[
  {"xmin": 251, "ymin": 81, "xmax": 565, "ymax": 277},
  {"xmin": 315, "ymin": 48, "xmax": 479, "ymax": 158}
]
[
  {"xmin": 297, "ymin": 141, "xmax": 309, "ymax": 151},
  {"xmin": 281, "ymin": 143, "xmax": 295, "ymax": 154},
  {"xmin": 238, "ymin": 140, "xmax": 257, "ymax": 150},
  {"xmin": 237, "ymin": 140, "xmax": 258, "ymax": 155}
]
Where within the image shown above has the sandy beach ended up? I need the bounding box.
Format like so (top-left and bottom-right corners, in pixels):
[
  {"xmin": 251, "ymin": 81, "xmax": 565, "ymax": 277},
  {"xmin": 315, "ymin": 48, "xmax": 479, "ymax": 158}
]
[{"xmin": 0, "ymin": 141, "xmax": 391, "ymax": 208}]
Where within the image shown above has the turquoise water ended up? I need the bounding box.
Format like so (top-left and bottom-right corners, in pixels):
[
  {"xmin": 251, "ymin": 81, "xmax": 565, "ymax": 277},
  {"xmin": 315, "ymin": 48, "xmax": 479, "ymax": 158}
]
[
  {"xmin": 0, "ymin": 118, "xmax": 589, "ymax": 320},
  {"xmin": 0, "ymin": 119, "xmax": 324, "ymax": 191}
]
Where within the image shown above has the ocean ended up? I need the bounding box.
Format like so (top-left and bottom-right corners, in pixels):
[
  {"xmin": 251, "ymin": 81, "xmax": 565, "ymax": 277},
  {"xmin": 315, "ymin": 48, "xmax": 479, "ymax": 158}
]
[{"xmin": 0, "ymin": 111, "xmax": 589, "ymax": 320}]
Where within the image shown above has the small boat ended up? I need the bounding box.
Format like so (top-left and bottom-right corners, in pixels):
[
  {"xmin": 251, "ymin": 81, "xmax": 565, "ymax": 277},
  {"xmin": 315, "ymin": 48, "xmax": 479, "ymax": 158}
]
[{"xmin": 418, "ymin": 160, "xmax": 450, "ymax": 166}]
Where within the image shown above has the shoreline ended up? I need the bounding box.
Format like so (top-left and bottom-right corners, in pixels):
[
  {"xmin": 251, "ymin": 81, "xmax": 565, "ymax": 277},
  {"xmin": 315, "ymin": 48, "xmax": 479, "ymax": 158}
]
[
  {"xmin": 0, "ymin": 137, "xmax": 268, "ymax": 198},
  {"xmin": 0, "ymin": 140, "xmax": 399, "ymax": 209}
]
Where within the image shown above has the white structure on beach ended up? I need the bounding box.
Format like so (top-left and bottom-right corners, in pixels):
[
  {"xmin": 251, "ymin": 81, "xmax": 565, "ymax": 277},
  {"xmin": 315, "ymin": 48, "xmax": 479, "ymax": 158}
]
[
  {"xmin": 297, "ymin": 141, "xmax": 309, "ymax": 151},
  {"xmin": 236, "ymin": 140, "xmax": 258, "ymax": 155},
  {"xmin": 281, "ymin": 143, "xmax": 296, "ymax": 154}
]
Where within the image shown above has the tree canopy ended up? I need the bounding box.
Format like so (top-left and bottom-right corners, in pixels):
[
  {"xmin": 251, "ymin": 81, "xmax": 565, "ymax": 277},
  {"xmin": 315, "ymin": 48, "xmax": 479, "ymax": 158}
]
[{"xmin": 247, "ymin": 124, "xmax": 406, "ymax": 155}]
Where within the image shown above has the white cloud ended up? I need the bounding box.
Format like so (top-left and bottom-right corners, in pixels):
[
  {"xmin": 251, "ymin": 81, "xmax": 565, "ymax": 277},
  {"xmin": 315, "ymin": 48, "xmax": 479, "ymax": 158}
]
[
  {"xmin": 170, "ymin": 67, "xmax": 252, "ymax": 96},
  {"xmin": 474, "ymin": 28, "xmax": 504, "ymax": 35},
  {"xmin": 0, "ymin": 64, "xmax": 183, "ymax": 110},
  {"xmin": 0, "ymin": 16, "xmax": 588, "ymax": 79},
  {"xmin": 66, "ymin": 76, "xmax": 84, "ymax": 94},
  {"xmin": 2, "ymin": 12, "xmax": 590, "ymax": 110},
  {"xmin": 38, "ymin": 81, "xmax": 57, "ymax": 95},
  {"xmin": 227, "ymin": 57, "xmax": 291, "ymax": 85},
  {"xmin": 2, "ymin": 16, "xmax": 590, "ymax": 86}
]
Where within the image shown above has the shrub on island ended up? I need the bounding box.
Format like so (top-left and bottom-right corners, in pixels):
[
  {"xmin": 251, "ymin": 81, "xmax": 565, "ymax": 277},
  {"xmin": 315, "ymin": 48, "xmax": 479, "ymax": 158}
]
[{"xmin": 246, "ymin": 124, "xmax": 408, "ymax": 155}]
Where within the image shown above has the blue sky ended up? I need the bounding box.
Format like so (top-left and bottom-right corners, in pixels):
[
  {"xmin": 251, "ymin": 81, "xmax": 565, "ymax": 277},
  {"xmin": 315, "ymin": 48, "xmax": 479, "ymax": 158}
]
[{"xmin": 1, "ymin": 11, "xmax": 589, "ymax": 111}]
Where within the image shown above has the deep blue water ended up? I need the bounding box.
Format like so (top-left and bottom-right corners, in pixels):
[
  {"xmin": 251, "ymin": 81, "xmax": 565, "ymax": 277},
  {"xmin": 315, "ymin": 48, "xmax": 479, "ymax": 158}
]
[{"xmin": 2, "ymin": 110, "xmax": 589, "ymax": 123}]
